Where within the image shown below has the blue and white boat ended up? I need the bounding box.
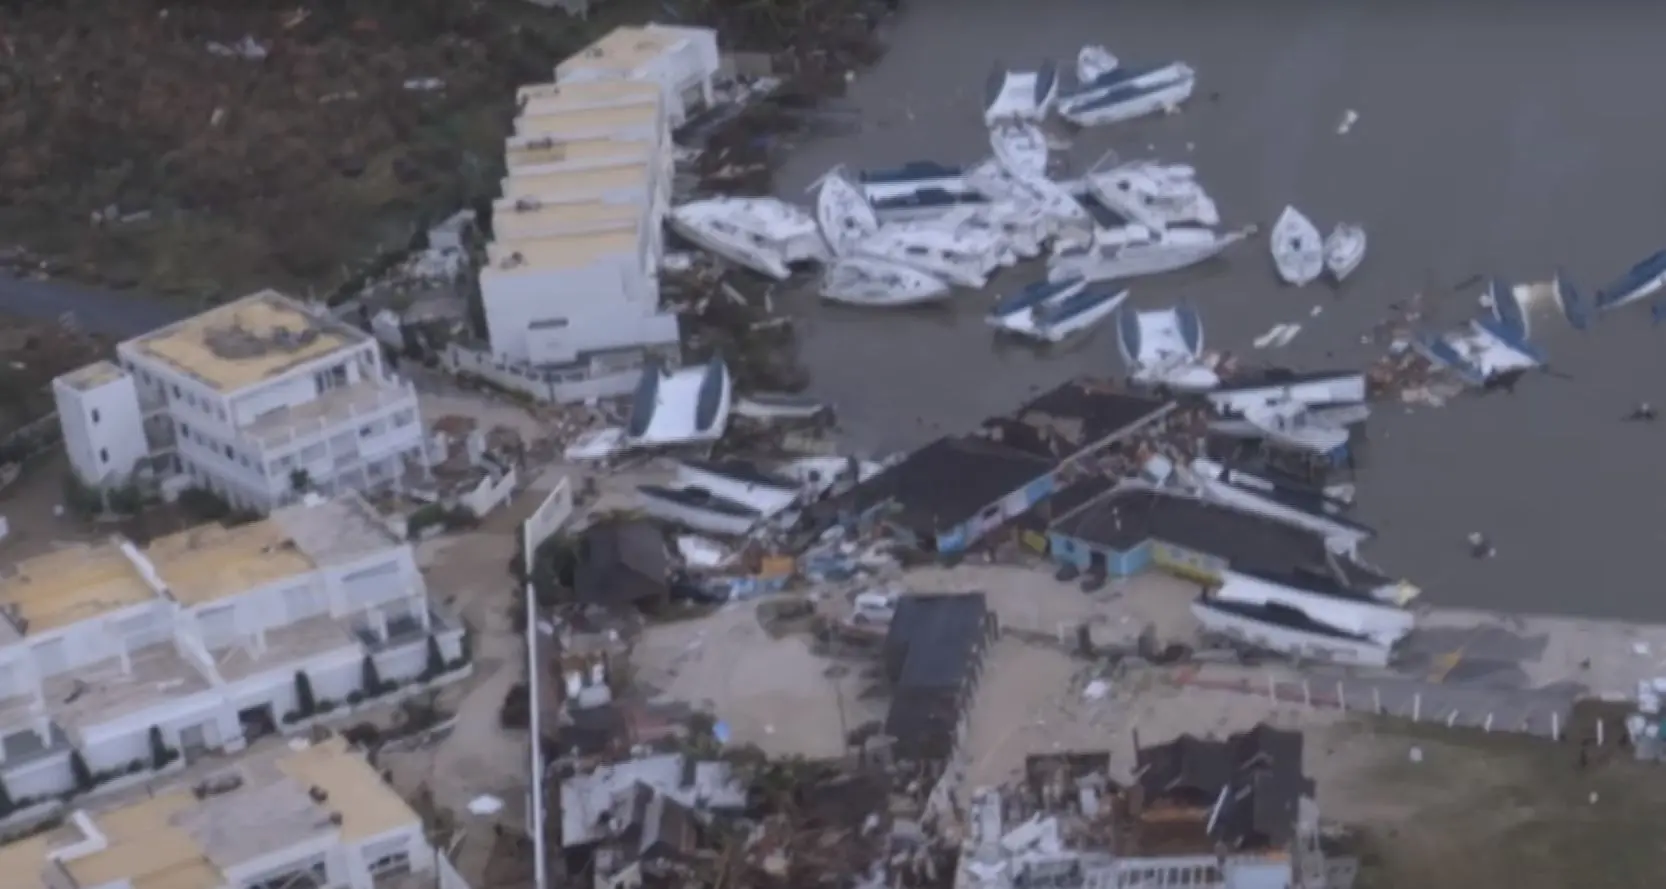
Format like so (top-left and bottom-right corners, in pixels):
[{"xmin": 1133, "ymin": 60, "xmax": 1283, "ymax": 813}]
[
  {"xmin": 1410, "ymin": 319, "xmax": 1544, "ymax": 388},
  {"xmin": 625, "ymin": 356, "xmax": 733, "ymax": 447},
  {"xmin": 1115, "ymin": 304, "xmax": 1219, "ymax": 390},
  {"xmin": 1048, "ymin": 223, "xmax": 1251, "ymax": 284},
  {"xmin": 985, "ymin": 61, "xmax": 1060, "ymax": 124},
  {"xmin": 869, "ymin": 187, "xmax": 990, "ymax": 222},
  {"xmin": 1485, "ymin": 277, "xmax": 1528, "ymax": 340},
  {"xmin": 858, "ymin": 161, "xmax": 966, "ymax": 201},
  {"xmin": 987, "ymin": 277, "xmax": 1126, "ymax": 342},
  {"xmin": 1592, "ymin": 250, "xmax": 1666, "ymax": 312},
  {"xmin": 1058, "ymin": 63, "xmax": 1196, "ymax": 127}
]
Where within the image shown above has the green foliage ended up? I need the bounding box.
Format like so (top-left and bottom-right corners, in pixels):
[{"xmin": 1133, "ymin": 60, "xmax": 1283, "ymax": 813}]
[
  {"xmin": 60, "ymin": 472, "xmax": 103, "ymax": 518},
  {"xmin": 294, "ymin": 671, "xmax": 318, "ymax": 717},
  {"xmin": 360, "ymin": 654, "xmax": 384, "ymax": 697},
  {"xmin": 69, "ymin": 750, "xmax": 94, "ymax": 792}
]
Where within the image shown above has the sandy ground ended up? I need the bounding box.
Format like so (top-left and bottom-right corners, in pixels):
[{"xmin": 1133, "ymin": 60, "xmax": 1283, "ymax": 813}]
[
  {"xmin": 773, "ymin": 0, "xmax": 1666, "ymax": 622},
  {"xmin": 631, "ymin": 602, "xmax": 885, "ymax": 758}
]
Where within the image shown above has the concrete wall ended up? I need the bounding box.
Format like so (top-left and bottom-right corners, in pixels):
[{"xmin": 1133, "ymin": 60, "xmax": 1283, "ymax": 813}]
[
  {"xmin": 444, "ymin": 343, "xmax": 670, "ymax": 405},
  {"xmin": 460, "ymin": 466, "xmax": 519, "ymax": 518},
  {"xmin": 54, "ymin": 372, "xmax": 150, "ymax": 486}
]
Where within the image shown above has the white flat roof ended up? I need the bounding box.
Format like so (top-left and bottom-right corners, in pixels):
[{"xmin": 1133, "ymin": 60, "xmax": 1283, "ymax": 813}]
[
  {"xmin": 483, "ymin": 221, "xmax": 642, "ymax": 275},
  {"xmin": 557, "ymin": 25, "xmax": 712, "ymax": 78},
  {"xmin": 502, "ymin": 160, "xmax": 653, "ymax": 203}
]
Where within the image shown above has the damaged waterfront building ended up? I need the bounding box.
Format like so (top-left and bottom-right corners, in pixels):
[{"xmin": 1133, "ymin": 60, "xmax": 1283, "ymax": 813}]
[
  {"xmin": 959, "ymin": 725, "xmax": 1346, "ymax": 889},
  {"xmin": 811, "ymin": 379, "xmax": 1173, "ymax": 553},
  {"xmin": 54, "ymin": 290, "xmax": 431, "ymax": 512},
  {"xmin": 882, "ymin": 593, "xmax": 998, "ymax": 800},
  {"xmin": 1046, "ymin": 486, "xmax": 1416, "ymax": 666}
]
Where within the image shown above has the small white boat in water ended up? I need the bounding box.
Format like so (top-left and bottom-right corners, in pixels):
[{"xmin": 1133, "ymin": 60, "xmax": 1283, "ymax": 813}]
[
  {"xmin": 624, "ymin": 356, "xmax": 733, "ymax": 449},
  {"xmin": 733, "ymin": 392, "xmax": 831, "ymax": 421},
  {"xmin": 1076, "ymin": 45, "xmax": 1120, "ymax": 84},
  {"xmin": 669, "ymin": 198, "xmax": 827, "ymax": 280},
  {"xmin": 1271, "ymin": 206, "xmax": 1324, "ymax": 286},
  {"xmin": 1048, "ymin": 223, "xmax": 1250, "ymax": 283},
  {"xmin": 820, "ymin": 256, "xmax": 952, "ymax": 307},
  {"xmin": 813, "ymin": 166, "xmax": 880, "ymax": 257},
  {"xmin": 1324, "ymin": 223, "xmax": 1367, "ymax": 282},
  {"xmin": 987, "ymin": 278, "xmax": 1127, "ymax": 343},
  {"xmin": 984, "ymin": 61, "xmax": 1060, "ymax": 124},
  {"xmin": 989, "ymin": 122, "xmax": 1050, "ymax": 179},
  {"xmin": 1115, "ymin": 304, "xmax": 1219, "ymax": 390},
  {"xmin": 1086, "ymin": 160, "xmax": 1220, "ymax": 232},
  {"xmin": 637, "ymin": 484, "xmax": 763, "ymax": 536},
  {"xmin": 1058, "ymin": 62, "xmax": 1196, "ymax": 127}
]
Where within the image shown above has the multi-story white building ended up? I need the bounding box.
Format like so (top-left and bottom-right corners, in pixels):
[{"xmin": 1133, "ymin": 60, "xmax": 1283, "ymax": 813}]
[
  {"xmin": 555, "ymin": 24, "xmax": 721, "ymax": 127},
  {"xmin": 0, "ymin": 493, "xmax": 468, "ymax": 806},
  {"xmin": 54, "ymin": 290, "xmax": 430, "ymax": 512},
  {"xmin": 0, "ymin": 735, "xmax": 471, "ymax": 889}
]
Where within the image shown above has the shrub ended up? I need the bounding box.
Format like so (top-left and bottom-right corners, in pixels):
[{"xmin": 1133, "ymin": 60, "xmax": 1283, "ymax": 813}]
[
  {"xmin": 148, "ymin": 725, "xmax": 170, "ymax": 770},
  {"xmin": 316, "ymin": 698, "xmax": 338, "ymax": 714},
  {"xmin": 423, "ymin": 634, "xmax": 445, "ymax": 680},
  {"xmin": 282, "ymin": 710, "xmax": 302, "ymax": 724},
  {"xmin": 0, "ymin": 773, "xmax": 13, "ymax": 817},
  {"xmin": 69, "ymin": 750, "xmax": 94, "ymax": 793},
  {"xmin": 347, "ymin": 690, "xmax": 364, "ymax": 706},
  {"xmin": 294, "ymin": 671, "xmax": 318, "ymax": 717},
  {"xmin": 127, "ymin": 759, "xmax": 145, "ymax": 775},
  {"xmin": 60, "ymin": 473, "xmax": 103, "ymax": 518},
  {"xmin": 405, "ymin": 503, "xmax": 449, "ymax": 539}
]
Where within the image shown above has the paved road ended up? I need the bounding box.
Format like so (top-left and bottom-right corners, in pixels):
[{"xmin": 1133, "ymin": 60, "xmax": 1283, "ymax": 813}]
[
  {"xmin": 774, "ymin": 0, "xmax": 1666, "ymax": 621},
  {"xmin": 0, "ymin": 271, "xmax": 183, "ymax": 337}
]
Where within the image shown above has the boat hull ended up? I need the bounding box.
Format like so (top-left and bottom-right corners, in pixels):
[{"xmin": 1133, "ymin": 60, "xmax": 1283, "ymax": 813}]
[
  {"xmin": 1271, "ymin": 206, "xmax": 1324, "ymax": 286},
  {"xmin": 1059, "ymin": 73, "xmax": 1195, "ymax": 127},
  {"xmin": 668, "ymin": 212, "xmax": 792, "ymax": 280},
  {"xmin": 637, "ymin": 486, "xmax": 762, "ymax": 536},
  {"xmin": 1048, "ymin": 228, "xmax": 1247, "ymax": 284},
  {"xmin": 1323, "ymin": 224, "xmax": 1367, "ymax": 282}
]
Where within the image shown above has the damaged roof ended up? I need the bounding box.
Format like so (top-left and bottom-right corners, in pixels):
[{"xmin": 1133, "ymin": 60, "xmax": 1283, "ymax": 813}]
[
  {"xmin": 976, "ymin": 378, "xmax": 1173, "ymax": 461},
  {"xmin": 1051, "ymin": 487, "xmax": 1389, "ymax": 597},
  {"xmin": 843, "ymin": 436, "xmax": 1056, "ymax": 534},
  {"xmin": 574, "ymin": 519, "xmax": 671, "ymax": 606},
  {"xmin": 883, "ymin": 594, "xmax": 992, "ymax": 760},
  {"xmin": 1133, "ymin": 724, "xmax": 1312, "ymax": 850}
]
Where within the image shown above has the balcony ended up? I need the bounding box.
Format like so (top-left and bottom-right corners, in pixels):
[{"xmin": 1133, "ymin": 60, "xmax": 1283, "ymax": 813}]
[{"xmin": 242, "ymin": 377, "xmax": 418, "ymax": 455}]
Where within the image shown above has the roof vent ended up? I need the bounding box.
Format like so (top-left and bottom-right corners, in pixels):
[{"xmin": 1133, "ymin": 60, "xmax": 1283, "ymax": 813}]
[{"xmin": 309, "ymin": 785, "xmax": 329, "ymax": 803}]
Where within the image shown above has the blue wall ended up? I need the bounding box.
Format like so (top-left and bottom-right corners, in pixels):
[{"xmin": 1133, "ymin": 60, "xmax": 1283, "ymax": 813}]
[
  {"xmin": 1047, "ymin": 533, "xmax": 1152, "ymax": 576},
  {"xmin": 932, "ymin": 470, "xmax": 1058, "ymax": 554}
]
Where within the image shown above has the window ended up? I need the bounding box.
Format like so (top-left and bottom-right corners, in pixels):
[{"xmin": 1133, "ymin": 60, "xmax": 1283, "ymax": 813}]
[
  {"xmin": 245, "ymin": 856, "xmax": 326, "ymax": 889},
  {"xmin": 100, "ymin": 448, "xmax": 109, "ymax": 464},
  {"xmin": 362, "ymin": 836, "xmax": 412, "ymax": 878},
  {"xmin": 529, "ymin": 317, "xmax": 569, "ymax": 330},
  {"xmin": 91, "ymin": 408, "xmax": 100, "ymax": 424},
  {"xmin": 178, "ymin": 422, "xmax": 190, "ymax": 440},
  {"xmin": 225, "ymin": 444, "xmax": 235, "ymax": 459},
  {"xmin": 172, "ymin": 385, "xmax": 181, "ymax": 398}
]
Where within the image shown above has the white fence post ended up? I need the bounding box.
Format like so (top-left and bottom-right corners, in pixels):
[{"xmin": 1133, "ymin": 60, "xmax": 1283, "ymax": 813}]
[
  {"xmin": 1372, "ymin": 687, "xmax": 1381, "ymax": 714},
  {"xmin": 1597, "ymin": 718, "xmax": 1605, "ymax": 747},
  {"xmin": 1412, "ymin": 692, "xmax": 1421, "ymax": 722},
  {"xmin": 1267, "ymin": 673, "xmax": 1277, "ymax": 703},
  {"xmin": 1484, "ymin": 713, "xmax": 1494, "ymax": 732},
  {"xmin": 1336, "ymin": 680, "xmax": 1346, "ymax": 711},
  {"xmin": 1446, "ymin": 710, "xmax": 1458, "ymax": 727},
  {"xmin": 1551, "ymin": 711, "xmax": 1561, "ymax": 742}
]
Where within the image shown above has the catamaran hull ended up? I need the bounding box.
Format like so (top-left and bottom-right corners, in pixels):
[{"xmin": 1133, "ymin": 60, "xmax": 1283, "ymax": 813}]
[
  {"xmin": 668, "ymin": 214, "xmax": 792, "ymax": 280},
  {"xmin": 1059, "ymin": 77, "xmax": 1195, "ymax": 127}
]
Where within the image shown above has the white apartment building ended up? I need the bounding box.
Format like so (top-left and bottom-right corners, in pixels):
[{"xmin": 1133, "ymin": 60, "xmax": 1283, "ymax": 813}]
[
  {"xmin": 0, "ymin": 494, "xmax": 468, "ymax": 806},
  {"xmin": 54, "ymin": 290, "xmax": 430, "ymax": 512},
  {"xmin": 555, "ymin": 24, "xmax": 720, "ymax": 127},
  {"xmin": 0, "ymin": 735, "xmax": 470, "ymax": 889}
]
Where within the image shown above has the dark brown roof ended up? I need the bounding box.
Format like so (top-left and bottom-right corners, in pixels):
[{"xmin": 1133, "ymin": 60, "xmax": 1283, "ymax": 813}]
[{"xmin": 1133, "ymin": 724, "xmax": 1312, "ymax": 850}]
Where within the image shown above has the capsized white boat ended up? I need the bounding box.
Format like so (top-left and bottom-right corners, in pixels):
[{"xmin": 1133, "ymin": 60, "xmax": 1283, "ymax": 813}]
[
  {"xmin": 854, "ymin": 222, "xmax": 1008, "ymax": 287},
  {"xmin": 988, "ymin": 279, "xmax": 1128, "ymax": 343},
  {"xmin": 1057, "ymin": 63, "xmax": 1196, "ymax": 127},
  {"xmin": 1115, "ymin": 304, "xmax": 1219, "ymax": 390},
  {"xmin": 984, "ymin": 61, "xmax": 1060, "ymax": 124},
  {"xmin": 989, "ymin": 122, "xmax": 1050, "ymax": 179},
  {"xmin": 1324, "ymin": 223, "xmax": 1367, "ymax": 282},
  {"xmin": 733, "ymin": 392, "xmax": 831, "ymax": 421},
  {"xmin": 624, "ymin": 356, "xmax": 733, "ymax": 448},
  {"xmin": 1086, "ymin": 160, "xmax": 1220, "ymax": 232},
  {"xmin": 813, "ymin": 166, "xmax": 880, "ymax": 257},
  {"xmin": 944, "ymin": 202, "xmax": 1050, "ymax": 259},
  {"xmin": 1271, "ymin": 206, "xmax": 1324, "ymax": 286},
  {"xmin": 1076, "ymin": 45, "xmax": 1120, "ymax": 84},
  {"xmin": 1048, "ymin": 223, "xmax": 1251, "ymax": 284},
  {"xmin": 820, "ymin": 256, "xmax": 953, "ymax": 307},
  {"xmin": 669, "ymin": 198, "xmax": 827, "ymax": 280},
  {"xmin": 1410, "ymin": 318, "xmax": 1546, "ymax": 388},
  {"xmin": 637, "ymin": 484, "xmax": 762, "ymax": 536},
  {"xmin": 1240, "ymin": 399, "xmax": 1352, "ymax": 456}
]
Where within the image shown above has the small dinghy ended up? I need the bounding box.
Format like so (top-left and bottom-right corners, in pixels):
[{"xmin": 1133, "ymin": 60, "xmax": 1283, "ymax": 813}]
[
  {"xmin": 984, "ymin": 61, "xmax": 1060, "ymax": 124},
  {"xmin": 820, "ymin": 256, "xmax": 952, "ymax": 307},
  {"xmin": 813, "ymin": 166, "xmax": 880, "ymax": 257},
  {"xmin": 989, "ymin": 122, "xmax": 1050, "ymax": 179},
  {"xmin": 1591, "ymin": 249, "xmax": 1666, "ymax": 312},
  {"xmin": 670, "ymin": 198, "xmax": 828, "ymax": 280},
  {"xmin": 733, "ymin": 392, "xmax": 831, "ymax": 422},
  {"xmin": 1240, "ymin": 400, "xmax": 1351, "ymax": 456},
  {"xmin": 1271, "ymin": 206, "xmax": 1324, "ymax": 286},
  {"xmin": 1323, "ymin": 223, "xmax": 1367, "ymax": 282},
  {"xmin": 1048, "ymin": 224, "xmax": 1251, "ymax": 284},
  {"xmin": 1115, "ymin": 304, "xmax": 1219, "ymax": 390},
  {"xmin": 1057, "ymin": 63, "xmax": 1196, "ymax": 127},
  {"xmin": 987, "ymin": 277, "xmax": 1127, "ymax": 342},
  {"xmin": 1076, "ymin": 45, "xmax": 1120, "ymax": 84}
]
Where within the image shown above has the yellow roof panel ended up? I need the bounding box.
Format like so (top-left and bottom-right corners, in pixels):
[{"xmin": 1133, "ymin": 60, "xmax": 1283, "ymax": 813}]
[
  {"xmin": 145, "ymin": 519, "xmax": 317, "ymax": 607},
  {"xmin": 0, "ymin": 541, "xmax": 155, "ymax": 635},
  {"xmin": 63, "ymin": 792, "xmax": 216, "ymax": 889},
  {"xmin": 0, "ymin": 834, "xmax": 50, "ymax": 889},
  {"xmin": 514, "ymin": 102, "xmax": 660, "ymax": 138},
  {"xmin": 277, "ymin": 737, "xmax": 417, "ymax": 842},
  {"xmin": 484, "ymin": 225, "xmax": 640, "ymax": 274},
  {"xmin": 59, "ymin": 360, "xmax": 126, "ymax": 391},
  {"xmin": 501, "ymin": 162, "xmax": 652, "ymax": 202},
  {"xmin": 516, "ymin": 78, "xmax": 661, "ymax": 112},
  {"xmin": 129, "ymin": 290, "xmax": 362, "ymax": 393},
  {"xmin": 505, "ymin": 136, "xmax": 653, "ymax": 172}
]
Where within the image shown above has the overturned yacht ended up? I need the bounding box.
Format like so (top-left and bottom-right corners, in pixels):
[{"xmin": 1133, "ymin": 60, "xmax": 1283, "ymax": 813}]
[
  {"xmin": 813, "ymin": 166, "xmax": 880, "ymax": 256},
  {"xmin": 1057, "ymin": 62, "xmax": 1196, "ymax": 127},
  {"xmin": 820, "ymin": 255, "xmax": 952, "ymax": 307},
  {"xmin": 1115, "ymin": 304, "xmax": 1219, "ymax": 390},
  {"xmin": 1411, "ymin": 317, "xmax": 1546, "ymax": 388},
  {"xmin": 624, "ymin": 356, "xmax": 733, "ymax": 449},
  {"xmin": 1048, "ymin": 223, "xmax": 1251, "ymax": 284},
  {"xmin": 984, "ymin": 60, "xmax": 1060, "ymax": 124},
  {"xmin": 986, "ymin": 277, "xmax": 1128, "ymax": 343},
  {"xmin": 670, "ymin": 198, "xmax": 827, "ymax": 280}
]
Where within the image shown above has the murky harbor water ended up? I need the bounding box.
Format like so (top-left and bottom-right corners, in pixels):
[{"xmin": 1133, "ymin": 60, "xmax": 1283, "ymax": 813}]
[{"xmin": 772, "ymin": 0, "xmax": 1666, "ymax": 620}]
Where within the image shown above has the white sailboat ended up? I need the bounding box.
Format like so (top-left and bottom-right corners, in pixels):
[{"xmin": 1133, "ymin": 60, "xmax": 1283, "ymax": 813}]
[
  {"xmin": 984, "ymin": 61, "xmax": 1060, "ymax": 124},
  {"xmin": 1324, "ymin": 223, "xmax": 1367, "ymax": 282},
  {"xmin": 813, "ymin": 166, "xmax": 880, "ymax": 257},
  {"xmin": 854, "ymin": 223, "xmax": 1008, "ymax": 288},
  {"xmin": 820, "ymin": 256, "xmax": 952, "ymax": 307},
  {"xmin": 669, "ymin": 198, "xmax": 828, "ymax": 280},
  {"xmin": 1048, "ymin": 224, "xmax": 1251, "ymax": 283},
  {"xmin": 1086, "ymin": 161, "xmax": 1220, "ymax": 231},
  {"xmin": 987, "ymin": 279, "xmax": 1128, "ymax": 343},
  {"xmin": 1271, "ymin": 206, "xmax": 1324, "ymax": 286},
  {"xmin": 1241, "ymin": 399, "xmax": 1351, "ymax": 455},
  {"xmin": 989, "ymin": 121, "xmax": 1050, "ymax": 179}
]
